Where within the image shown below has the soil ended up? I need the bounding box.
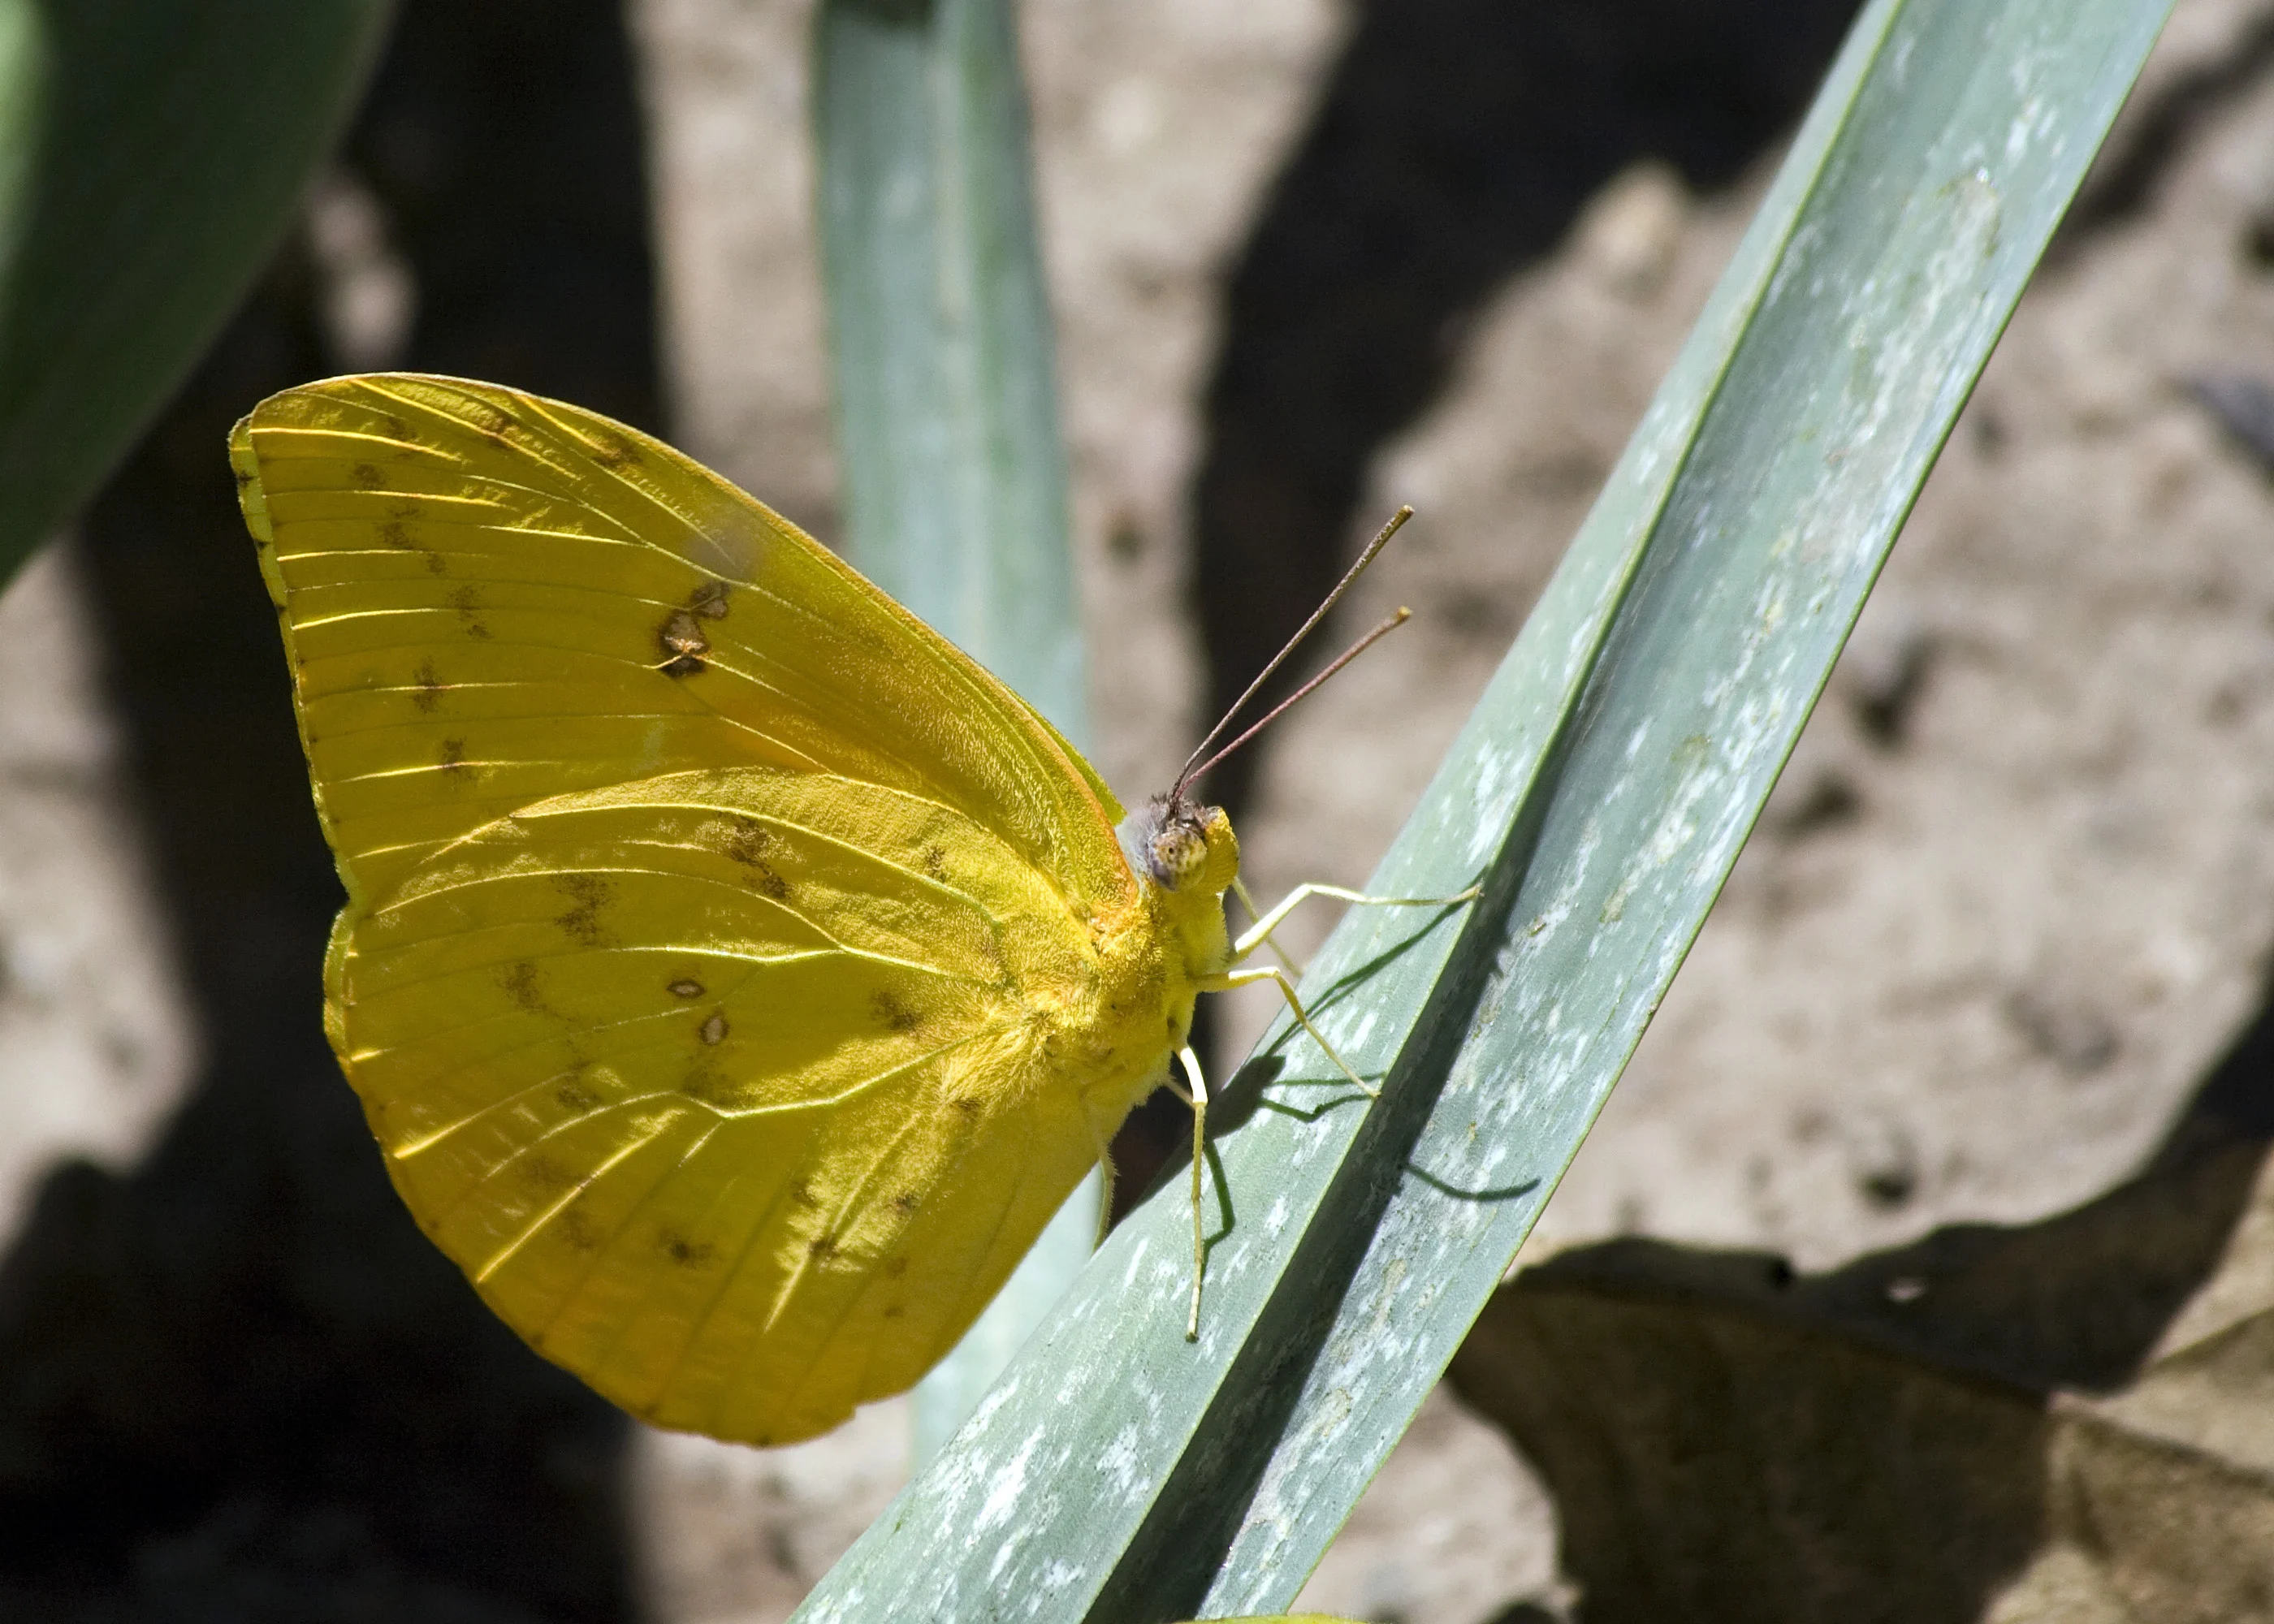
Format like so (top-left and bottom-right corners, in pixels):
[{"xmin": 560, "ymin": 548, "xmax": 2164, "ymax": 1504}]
[{"xmin": 6, "ymin": 1, "xmax": 2274, "ymax": 1621}]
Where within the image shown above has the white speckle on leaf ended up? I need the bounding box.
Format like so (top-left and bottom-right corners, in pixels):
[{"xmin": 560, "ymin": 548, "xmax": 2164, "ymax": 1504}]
[
  {"xmin": 968, "ymin": 1384, "xmax": 1014, "ymax": 1434},
  {"xmin": 974, "ymin": 1428, "xmax": 1039, "ymax": 1535},
  {"xmin": 1098, "ymin": 1425, "xmax": 1141, "ymax": 1497}
]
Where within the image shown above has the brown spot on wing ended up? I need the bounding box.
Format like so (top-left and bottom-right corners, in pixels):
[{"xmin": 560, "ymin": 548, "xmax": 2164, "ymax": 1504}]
[
  {"xmin": 658, "ymin": 607, "xmax": 708, "ymax": 678},
  {"xmin": 520, "ymin": 1155, "xmax": 572, "ymax": 1194},
  {"xmin": 554, "ymin": 1077, "xmax": 602, "ymax": 1112},
  {"xmin": 383, "ymin": 503, "xmax": 445, "ymax": 576},
  {"xmin": 465, "ymin": 399, "xmax": 515, "ymax": 441},
  {"xmin": 698, "ymin": 1012, "xmax": 728, "ymax": 1046},
  {"xmin": 553, "ymin": 874, "xmax": 612, "ymax": 946},
  {"xmin": 680, "ymin": 1066, "xmax": 730, "ymax": 1108},
  {"xmin": 719, "ymin": 818, "xmax": 791, "ymax": 899},
  {"xmin": 411, "ymin": 659, "xmax": 445, "ymax": 714},
  {"xmin": 659, "ymin": 1229, "xmax": 714, "ymax": 1268},
  {"xmin": 949, "ymin": 1097, "xmax": 982, "ymax": 1119},
  {"xmin": 501, "ymin": 961, "xmax": 544, "ymax": 1010},
  {"xmin": 872, "ymin": 990, "xmax": 922, "ymax": 1034},
  {"xmin": 888, "ymin": 1191, "xmax": 919, "ymax": 1216},
  {"xmin": 883, "ymin": 1255, "xmax": 910, "ymax": 1277},
  {"xmin": 438, "ymin": 738, "xmax": 469, "ymax": 777},
  {"xmin": 807, "ymin": 1232, "xmax": 840, "ymax": 1262},
  {"xmin": 923, "ymin": 845, "xmax": 949, "ymax": 881},
  {"xmin": 588, "ymin": 430, "xmax": 643, "ymax": 470},
  {"xmin": 556, "ymin": 1204, "xmax": 603, "ymax": 1252},
  {"xmin": 448, "ymin": 582, "xmax": 490, "ymax": 637},
  {"xmin": 351, "ymin": 462, "xmax": 387, "ymax": 489},
  {"xmin": 688, "ymin": 580, "xmax": 730, "ymax": 620},
  {"xmin": 668, "ymin": 978, "xmax": 704, "ymax": 1000}
]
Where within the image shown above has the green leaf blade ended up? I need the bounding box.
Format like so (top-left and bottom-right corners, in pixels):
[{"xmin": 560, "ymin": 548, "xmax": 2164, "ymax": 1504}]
[
  {"xmin": 813, "ymin": 0, "xmax": 1082, "ymax": 735},
  {"xmin": 792, "ymin": 0, "xmax": 2173, "ymax": 1617},
  {"xmin": 811, "ymin": 0, "xmax": 1096, "ymax": 1460},
  {"xmin": 1188, "ymin": 2, "xmax": 2172, "ymax": 1613},
  {"xmin": 0, "ymin": 0, "xmax": 393, "ymax": 586}
]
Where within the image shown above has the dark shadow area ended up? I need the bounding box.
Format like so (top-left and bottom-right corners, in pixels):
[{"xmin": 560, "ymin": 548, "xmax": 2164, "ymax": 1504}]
[
  {"xmin": 345, "ymin": 4, "xmax": 664, "ymax": 434},
  {"xmin": 0, "ymin": 3, "xmax": 661, "ymax": 1618},
  {"xmin": 1115, "ymin": 0, "xmax": 1865, "ymax": 1220},
  {"xmin": 2051, "ymin": 6, "xmax": 2274, "ymax": 257},
  {"xmin": 1450, "ymin": 969, "xmax": 2274, "ymax": 1623},
  {"xmin": 1189, "ymin": 0, "xmax": 1863, "ymax": 816}
]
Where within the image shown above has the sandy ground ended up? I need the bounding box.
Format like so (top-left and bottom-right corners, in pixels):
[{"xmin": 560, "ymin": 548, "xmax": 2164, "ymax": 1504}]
[
  {"xmin": 9, "ymin": 1, "xmax": 2274, "ymax": 1621},
  {"xmin": 638, "ymin": 2, "xmax": 2274, "ymax": 1615},
  {"xmin": 0, "ymin": 553, "xmax": 194, "ymax": 1246}
]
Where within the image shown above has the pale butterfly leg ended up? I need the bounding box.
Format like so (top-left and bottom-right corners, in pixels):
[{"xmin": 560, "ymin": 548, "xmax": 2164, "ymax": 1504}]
[
  {"xmin": 1204, "ymin": 964, "xmax": 1377, "ymax": 1096},
  {"xmin": 1164, "ymin": 1046, "xmax": 1210, "ymax": 1340},
  {"xmin": 1083, "ymin": 1107, "xmax": 1119, "ymax": 1250},
  {"xmin": 1178, "ymin": 886, "xmax": 1478, "ymax": 1336},
  {"xmin": 1233, "ymin": 879, "xmax": 1479, "ymax": 961},
  {"xmin": 1230, "ymin": 876, "xmax": 1307, "ymax": 978},
  {"xmin": 1204, "ymin": 880, "xmax": 1482, "ymax": 1098}
]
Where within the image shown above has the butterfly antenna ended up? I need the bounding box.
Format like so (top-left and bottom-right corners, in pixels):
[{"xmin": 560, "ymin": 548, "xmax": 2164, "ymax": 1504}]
[
  {"xmin": 1174, "ymin": 506, "xmax": 1413, "ymax": 801},
  {"xmin": 1179, "ymin": 606, "xmax": 1412, "ymax": 793}
]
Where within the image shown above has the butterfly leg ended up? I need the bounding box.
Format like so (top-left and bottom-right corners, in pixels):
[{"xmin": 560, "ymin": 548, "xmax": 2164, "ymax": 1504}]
[
  {"xmin": 1231, "ymin": 879, "xmax": 1481, "ymax": 963},
  {"xmin": 1083, "ymin": 1109, "xmax": 1119, "ymax": 1250},
  {"xmin": 1165, "ymin": 1045, "xmax": 1210, "ymax": 1341},
  {"xmin": 1230, "ymin": 877, "xmax": 1308, "ymax": 978},
  {"xmin": 1206, "ymin": 965, "xmax": 1378, "ymax": 1099}
]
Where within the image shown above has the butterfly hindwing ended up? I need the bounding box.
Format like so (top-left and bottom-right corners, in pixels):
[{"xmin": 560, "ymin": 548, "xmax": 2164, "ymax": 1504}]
[{"xmin": 339, "ymin": 767, "xmax": 1104, "ymax": 1443}]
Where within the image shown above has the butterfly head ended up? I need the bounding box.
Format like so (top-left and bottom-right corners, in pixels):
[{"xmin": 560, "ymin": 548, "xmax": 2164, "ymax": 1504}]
[{"xmin": 1118, "ymin": 793, "xmax": 1238, "ymax": 898}]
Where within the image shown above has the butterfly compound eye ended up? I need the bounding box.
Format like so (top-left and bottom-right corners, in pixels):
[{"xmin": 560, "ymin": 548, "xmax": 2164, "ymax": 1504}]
[
  {"xmin": 1115, "ymin": 795, "xmax": 1239, "ymax": 894},
  {"xmin": 1148, "ymin": 823, "xmax": 1206, "ymax": 888}
]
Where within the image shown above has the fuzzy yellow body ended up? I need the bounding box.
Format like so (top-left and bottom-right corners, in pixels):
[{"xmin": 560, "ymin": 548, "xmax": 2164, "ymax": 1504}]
[{"xmin": 231, "ymin": 374, "xmax": 1236, "ymax": 1445}]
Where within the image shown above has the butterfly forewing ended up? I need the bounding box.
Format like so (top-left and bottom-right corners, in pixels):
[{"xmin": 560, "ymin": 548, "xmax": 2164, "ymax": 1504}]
[{"xmin": 236, "ymin": 374, "xmax": 1130, "ymax": 909}]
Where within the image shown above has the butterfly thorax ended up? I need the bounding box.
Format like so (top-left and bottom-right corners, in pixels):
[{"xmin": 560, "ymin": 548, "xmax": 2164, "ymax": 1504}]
[
  {"xmin": 1116, "ymin": 792, "xmax": 1239, "ymax": 983},
  {"xmin": 1094, "ymin": 792, "xmax": 1239, "ymax": 1078}
]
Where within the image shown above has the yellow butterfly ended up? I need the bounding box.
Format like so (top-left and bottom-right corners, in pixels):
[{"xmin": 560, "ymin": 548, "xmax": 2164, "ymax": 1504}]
[{"xmin": 231, "ymin": 374, "xmax": 1443, "ymax": 1447}]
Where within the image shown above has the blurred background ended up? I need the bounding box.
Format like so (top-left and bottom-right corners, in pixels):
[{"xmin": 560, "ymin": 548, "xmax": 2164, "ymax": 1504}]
[{"xmin": 3, "ymin": 0, "xmax": 2274, "ymax": 1618}]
